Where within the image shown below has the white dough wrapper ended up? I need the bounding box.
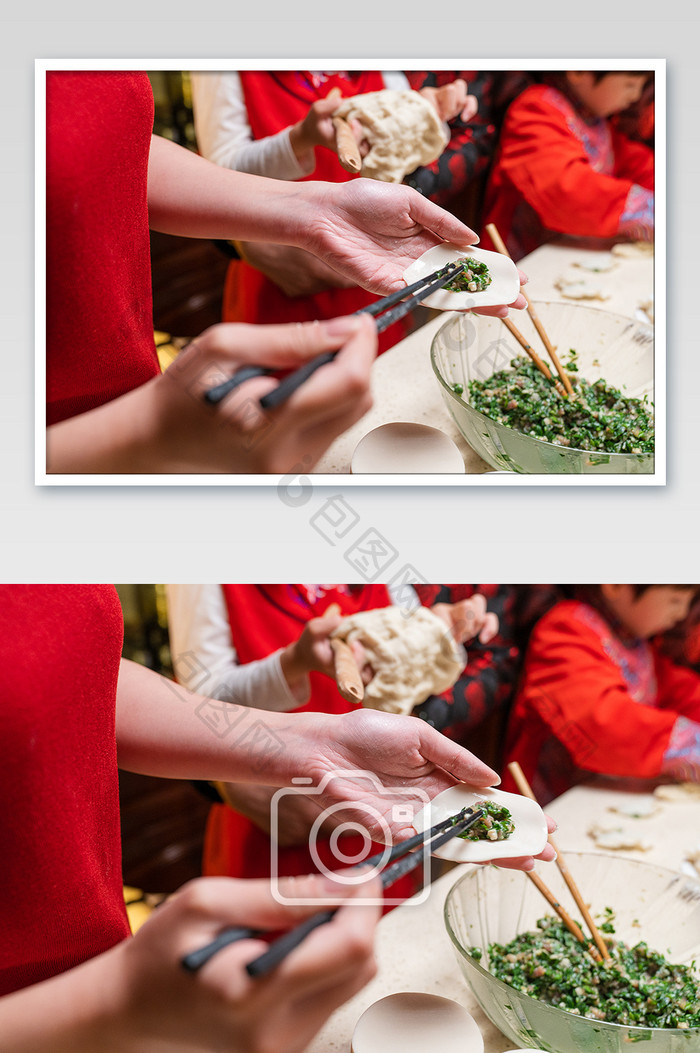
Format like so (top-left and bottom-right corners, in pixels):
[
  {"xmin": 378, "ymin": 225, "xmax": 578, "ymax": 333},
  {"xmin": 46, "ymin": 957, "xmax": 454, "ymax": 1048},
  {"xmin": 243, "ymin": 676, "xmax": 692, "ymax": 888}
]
[
  {"xmin": 413, "ymin": 785, "xmax": 549, "ymax": 863},
  {"xmin": 403, "ymin": 243, "xmax": 520, "ymax": 310}
]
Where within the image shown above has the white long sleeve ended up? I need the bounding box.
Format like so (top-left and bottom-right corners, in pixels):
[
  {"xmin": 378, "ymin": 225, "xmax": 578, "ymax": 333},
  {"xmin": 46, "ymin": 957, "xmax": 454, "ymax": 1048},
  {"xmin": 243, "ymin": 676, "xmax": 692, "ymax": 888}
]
[
  {"xmin": 164, "ymin": 584, "xmax": 300, "ymax": 711},
  {"xmin": 190, "ymin": 71, "xmax": 410, "ymax": 180},
  {"xmin": 190, "ymin": 71, "xmax": 312, "ymax": 179}
]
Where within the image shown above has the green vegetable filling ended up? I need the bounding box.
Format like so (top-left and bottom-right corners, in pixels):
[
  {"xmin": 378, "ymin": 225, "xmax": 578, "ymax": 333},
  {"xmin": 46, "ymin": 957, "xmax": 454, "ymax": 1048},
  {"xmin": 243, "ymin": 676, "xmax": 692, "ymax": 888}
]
[
  {"xmin": 474, "ymin": 913, "xmax": 700, "ymax": 1029},
  {"xmin": 458, "ymin": 800, "xmax": 515, "ymax": 842},
  {"xmin": 444, "ymin": 258, "xmax": 492, "ymax": 294},
  {"xmin": 459, "ymin": 354, "xmax": 654, "ymax": 455}
]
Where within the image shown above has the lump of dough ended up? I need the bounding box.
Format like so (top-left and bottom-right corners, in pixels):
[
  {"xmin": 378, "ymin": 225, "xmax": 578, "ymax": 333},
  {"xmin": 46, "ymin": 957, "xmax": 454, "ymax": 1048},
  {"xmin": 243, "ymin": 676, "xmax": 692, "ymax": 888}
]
[
  {"xmin": 333, "ymin": 605, "xmax": 464, "ymax": 714},
  {"xmin": 334, "ymin": 90, "xmax": 448, "ymax": 183}
]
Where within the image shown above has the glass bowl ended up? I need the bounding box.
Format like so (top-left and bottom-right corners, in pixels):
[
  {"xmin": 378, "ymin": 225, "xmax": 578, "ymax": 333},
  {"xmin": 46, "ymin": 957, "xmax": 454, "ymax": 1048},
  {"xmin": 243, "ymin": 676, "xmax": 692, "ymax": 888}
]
[
  {"xmin": 444, "ymin": 852, "xmax": 700, "ymax": 1053},
  {"xmin": 430, "ymin": 302, "xmax": 655, "ymax": 474}
]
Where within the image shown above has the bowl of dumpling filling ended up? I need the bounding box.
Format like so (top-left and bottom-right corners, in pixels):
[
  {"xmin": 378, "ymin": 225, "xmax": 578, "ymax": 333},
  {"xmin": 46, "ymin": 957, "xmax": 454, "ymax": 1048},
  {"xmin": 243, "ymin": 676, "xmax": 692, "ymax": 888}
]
[
  {"xmin": 430, "ymin": 301, "xmax": 654, "ymax": 473},
  {"xmin": 444, "ymin": 852, "xmax": 700, "ymax": 1053}
]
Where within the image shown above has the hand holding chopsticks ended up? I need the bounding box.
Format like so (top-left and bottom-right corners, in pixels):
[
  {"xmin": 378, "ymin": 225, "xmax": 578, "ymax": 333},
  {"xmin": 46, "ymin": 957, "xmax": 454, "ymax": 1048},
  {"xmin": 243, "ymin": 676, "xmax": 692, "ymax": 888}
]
[
  {"xmin": 203, "ymin": 260, "xmax": 469, "ymax": 409},
  {"xmin": 181, "ymin": 804, "xmax": 484, "ymax": 977}
]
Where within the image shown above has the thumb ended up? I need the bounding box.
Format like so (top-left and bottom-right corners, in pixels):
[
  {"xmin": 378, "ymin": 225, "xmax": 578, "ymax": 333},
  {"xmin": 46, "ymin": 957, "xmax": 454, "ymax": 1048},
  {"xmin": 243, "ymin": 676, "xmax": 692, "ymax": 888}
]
[
  {"xmin": 176, "ymin": 873, "xmax": 382, "ymax": 933},
  {"xmin": 417, "ymin": 723, "xmax": 500, "ymax": 787}
]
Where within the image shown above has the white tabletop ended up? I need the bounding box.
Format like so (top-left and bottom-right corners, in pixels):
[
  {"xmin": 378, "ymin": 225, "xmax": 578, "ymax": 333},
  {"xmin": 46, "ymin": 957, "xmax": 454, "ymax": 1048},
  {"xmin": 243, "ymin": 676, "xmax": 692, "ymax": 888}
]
[
  {"xmin": 312, "ymin": 241, "xmax": 654, "ymax": 475},
  {"xmin": 305, "ymin": 780, "xmax": 697, "ymax": 1053}
]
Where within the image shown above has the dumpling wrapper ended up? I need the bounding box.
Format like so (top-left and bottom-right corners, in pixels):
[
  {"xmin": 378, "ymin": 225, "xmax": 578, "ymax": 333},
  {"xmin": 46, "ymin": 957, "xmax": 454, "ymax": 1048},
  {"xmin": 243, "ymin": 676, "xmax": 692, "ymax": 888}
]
[
  {"xmin": 402, "ymin": 244, "xmax": 520, "ymax": 310},
  {"xmin": 352, "ymin": 993, "xmax": 484, "ymax": 1053},
  {"xmin": 588, "ymin": 822, "xmax": 652, "ymax": 851},
  {"xmin": 351, "ymin": 422, "xmax": 464, "ymax": 474},
  {"xmin": 555, "ymin": 276, "xmax": 611, "ymax": 300},
  {"xmin": 413, "ymin": 785, "xmax": 548, "ymax": 863},
  {"xmin": 333, "ymin": 605, "xmax": 465, "ymax": 715}
]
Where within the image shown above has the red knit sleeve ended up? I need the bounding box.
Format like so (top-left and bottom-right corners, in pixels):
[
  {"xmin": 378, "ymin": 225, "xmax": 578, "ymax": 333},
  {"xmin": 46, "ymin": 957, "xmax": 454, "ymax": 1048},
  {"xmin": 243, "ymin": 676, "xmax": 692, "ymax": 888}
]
[
  {"xmin": 653, "ymin": 649, "xmax": 700, "ymax": 720},
  {"xmin": 495, "ymin": 87, "xmax": 643, "ymax": 239},
  {"xmin": 516, "ymin": 604, "xmax": 675, "ymax": 778},
  {"xmin": 611, "ymin": 126, "xmax": 654, "ymax": 187}
]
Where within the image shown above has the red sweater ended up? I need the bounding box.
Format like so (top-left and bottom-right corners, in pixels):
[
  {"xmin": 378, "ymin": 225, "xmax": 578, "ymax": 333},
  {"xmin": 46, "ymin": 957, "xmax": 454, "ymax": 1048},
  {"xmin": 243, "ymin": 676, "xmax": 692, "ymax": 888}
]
[
  {"xmin": 503, "ymin": 600, "xmax": 700, "ymax": 803},
  {"xmin": 46, "ymin": 72, "xmax": 160, "ymax": 424},
  {"xmin": 482, "ymin": 83, "xmax": 654, "ymax": 258},
  {"xmin": 0, "ymin": 585, "xmax": 129, "ymax": 995}
]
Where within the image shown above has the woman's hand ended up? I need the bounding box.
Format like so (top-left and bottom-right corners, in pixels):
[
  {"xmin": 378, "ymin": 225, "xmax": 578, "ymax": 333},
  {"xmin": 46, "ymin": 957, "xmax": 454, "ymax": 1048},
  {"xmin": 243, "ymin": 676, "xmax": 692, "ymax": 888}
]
[
  {"xmin": 432, "ymin": 595, "xmax": 499, "ymax": 646},
  {"xmin": 420, "ymin": 78, "xmax": 478, "ymax": 123},
  {"xmin": 46, "ymin": 315, "xmax": 376, "ymax": 474},
  {"xmin": 118, "ymin": 873, "xmax": 380, "ymax": 1053},
  {"xmin": 302, "ymin": 178, "xmax": 479, "ymax": 295},
  {"xmin": 294, "ymin": 708, "xmax": 499, "ymax": 842},
  {"xmin": 280, "ymin": 613, "xmax": 370, "ymax": 703}
]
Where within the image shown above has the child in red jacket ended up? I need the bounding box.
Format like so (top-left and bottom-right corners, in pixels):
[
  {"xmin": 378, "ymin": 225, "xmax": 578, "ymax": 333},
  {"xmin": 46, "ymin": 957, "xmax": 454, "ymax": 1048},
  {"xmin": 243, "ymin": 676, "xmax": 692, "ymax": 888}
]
[
  {"xmin": 503, "ymin": 585, "xmax": 700, "ymax": 803},
  {"xmin": 482, "ymin": 70, "xmax": 654, "ymax": 259}
]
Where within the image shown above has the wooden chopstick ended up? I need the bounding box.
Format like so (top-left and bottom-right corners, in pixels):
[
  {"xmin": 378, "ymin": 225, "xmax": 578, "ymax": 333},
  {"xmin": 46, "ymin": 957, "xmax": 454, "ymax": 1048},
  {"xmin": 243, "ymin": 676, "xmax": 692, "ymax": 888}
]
[
  {"xmin": 257, "ymin": 261, "xmax": 468, "ymax": 410},
  {"xmin": 330, "ymin": 638, "xmax": 364, "ymax": 704},
  {"xmin": 485, "ymin": 223, "xmax": 574, "ymax": 397},
  {"xmin": 501, "ymin": 316, "xmax": 566, "ymax": 396},
  {"xmin": 332, "ymin": 115, "xmax": 362, "ymax": 174},
  {"xmin": 507, "ymin": 762, "xmax": 610, "ymax": 961},
  {"xmin": 327, "ymin": 87, "xmax": 363, "ymax": 175}
]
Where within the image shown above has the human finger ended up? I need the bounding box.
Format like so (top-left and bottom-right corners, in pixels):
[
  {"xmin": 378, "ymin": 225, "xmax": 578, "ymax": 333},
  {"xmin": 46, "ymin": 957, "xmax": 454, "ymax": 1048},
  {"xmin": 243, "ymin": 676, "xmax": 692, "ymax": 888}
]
[
  {"xmin": 460, "ymin": 94, "xmax": 479, "ymax": 122},
  {"xmin": 268, "ymin": 875, "xmax": 381, "ymax": 998},
  {"xmin": 405, "ymin": 189, "xmax": 478, "ymax": 248},
  {"xmin": 478, "ymin": 611, "xmax": 500, "ymax": 644},
  {"xmin": 269, "ymin": 313, "xmax": 376, "ymax": 429},
  {"xmin": 199, "ymin": 316, "xmax": 370, "ymax": 374},
  {"xmin": 414, "ymin": 721, "xmax": 499, "ymax": 787}
]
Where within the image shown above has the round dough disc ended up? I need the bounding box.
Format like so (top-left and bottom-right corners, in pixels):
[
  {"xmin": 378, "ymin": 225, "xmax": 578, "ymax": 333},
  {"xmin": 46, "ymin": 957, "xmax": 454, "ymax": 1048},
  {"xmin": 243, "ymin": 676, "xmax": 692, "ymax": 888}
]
[
  {"xmin": 403, "ymin": 244, "xmax": 520, "ymax": 310},
  {"xmin": 351, "ymin": 423, "xmax": 464, "ymax": 474},
  {"xmin": 352, "ymin": 992, "xmax": 484, "ymax": 1053},
  {"xmin": 413, "ymin": 785, "xmax": 549, "ymax": 863}
]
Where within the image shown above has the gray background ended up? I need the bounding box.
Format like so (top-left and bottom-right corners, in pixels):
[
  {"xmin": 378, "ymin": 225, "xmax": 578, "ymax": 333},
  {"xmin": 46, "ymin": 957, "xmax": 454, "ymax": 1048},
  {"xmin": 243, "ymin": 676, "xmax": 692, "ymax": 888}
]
[{"xmin": 4, "ymin": 3, "xmax": 695, "ymax": 581}]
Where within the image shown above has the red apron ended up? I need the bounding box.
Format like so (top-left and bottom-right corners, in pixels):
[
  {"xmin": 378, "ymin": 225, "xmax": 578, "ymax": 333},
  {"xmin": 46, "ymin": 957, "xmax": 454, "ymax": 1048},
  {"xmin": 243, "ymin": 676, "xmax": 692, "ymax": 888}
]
[{"xmin": 223, "ymin": 72, "xmax": 410, "ymax": 353}]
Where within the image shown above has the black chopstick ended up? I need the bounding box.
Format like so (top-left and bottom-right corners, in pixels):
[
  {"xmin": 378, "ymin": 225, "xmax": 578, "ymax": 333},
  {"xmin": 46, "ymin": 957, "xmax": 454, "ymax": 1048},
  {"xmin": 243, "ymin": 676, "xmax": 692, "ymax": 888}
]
[
  {"xmin": 203, "ymin": 365, "xmax": 274, "ymax": 406},
  {"xmin": 201, "ymin": 261, "xmax": 467, "ymax": 408},
  {"xmin": 258, "ymin": 261, "xmax": 467, "ymax": 411},
  {"xmin": 180, "ymin": 926, "xmax": 262, "ymax": 973},
  {"xmin": 245, "ymin": 806, "xmax": 483, "ymax": 978},
  {"xmin": 178, "ymin": 804, "xmax": 482, "ymax": 977}
]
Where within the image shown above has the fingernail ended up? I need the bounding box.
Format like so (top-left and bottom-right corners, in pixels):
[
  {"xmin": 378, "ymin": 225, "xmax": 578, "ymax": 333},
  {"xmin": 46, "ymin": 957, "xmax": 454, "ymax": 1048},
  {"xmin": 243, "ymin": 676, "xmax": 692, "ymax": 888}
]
[{"xmin": 324, "ymin": 316, "xmax": 363, "ymax": 337}]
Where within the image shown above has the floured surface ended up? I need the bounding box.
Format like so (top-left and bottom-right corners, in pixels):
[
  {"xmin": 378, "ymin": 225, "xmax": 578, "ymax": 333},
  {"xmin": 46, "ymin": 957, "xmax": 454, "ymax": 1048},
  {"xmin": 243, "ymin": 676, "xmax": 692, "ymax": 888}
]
[
  {"xmin": 333, "ymin": 606, "xmax": 464, "ymax": 715},
  {"xmin": 335, "ymin": 90, "xmax": 447, "ymax": 183}
]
